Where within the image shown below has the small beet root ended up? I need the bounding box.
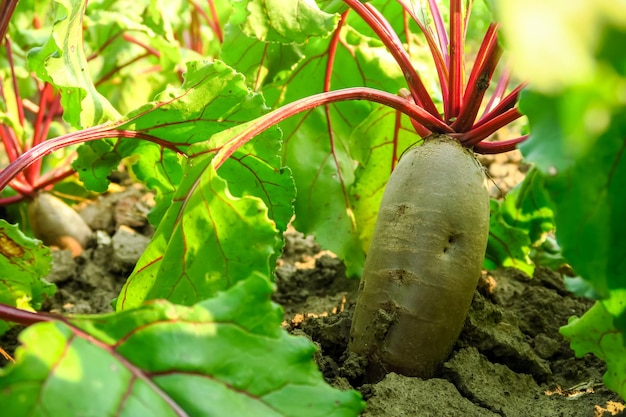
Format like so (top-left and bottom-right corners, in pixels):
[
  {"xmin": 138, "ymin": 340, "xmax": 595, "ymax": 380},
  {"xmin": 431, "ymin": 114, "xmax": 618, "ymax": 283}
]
[{"xmin": 28, "ymin": 192, "xmax": 92, "ymax": 257}]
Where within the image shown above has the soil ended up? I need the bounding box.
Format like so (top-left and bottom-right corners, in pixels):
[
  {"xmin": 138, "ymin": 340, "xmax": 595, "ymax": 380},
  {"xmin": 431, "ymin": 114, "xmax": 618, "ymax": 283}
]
[
  {"xmin": 1, "ymin": 152, "xmax": 625, "ymax": 416},
  {"xmin": 276, "ymin": 234, "xmax": 626, "ymax": 417}
]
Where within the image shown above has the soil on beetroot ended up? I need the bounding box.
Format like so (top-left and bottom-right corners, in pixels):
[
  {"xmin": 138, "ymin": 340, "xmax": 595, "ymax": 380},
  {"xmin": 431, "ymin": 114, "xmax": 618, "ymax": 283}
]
[{"xmin": 1, "ymin": 152, "xmax": 625, "ymax": 416}]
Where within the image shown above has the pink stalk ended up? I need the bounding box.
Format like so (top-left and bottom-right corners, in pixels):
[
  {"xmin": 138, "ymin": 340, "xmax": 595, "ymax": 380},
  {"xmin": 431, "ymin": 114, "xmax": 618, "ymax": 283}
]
[
  {"xmin": 26, "ymin": 83, "xmax": 57, "ymax": 184},
  {"xmin": 398, "ymin": 0, "xmax": 449, "ymax": 117},
  {"xmin": 0, "ymin": 193, "xmax": 26, "ymax": 205},
  {"xmin": 5, "ymin": 37, "xmax": 25, "ymax": 127},
  {"xmin": 322, "ymin": 11, "xmax": 356, "ymax": 230},
  {"xmin": 426, "ymin": 0, "xmax": 449, "ymax": 65},
  {"xmin": 344, "ymin": 0, "xmax": 440, "ymax": 119},
  {"xmin": 0, "ymin": 127, "xmax": 184, "ymax": 191},
  {"xmin": 402, "ymin": 9, "xmax": 411, "ymax": 55},
  {"xmin": 474, "ymin": 84, "xmax": 525, "ymax": 128},
  {"xmin": 0, "ymin": 0, "xmax": 18, "ymax": 42},
  {"xmin": 6, "ymin": 177, "xmax": 34, "ymax": 196},
  {"xmin": 447, "ymin": 0, "xmax": 464, "ymax": 121},
  {"xmin": 451, "ymin": 23, "xmax": 501, "ymax": 132},
  {"xmin": 123, "ymin": 33, "xmax": 161, "ymax": 57},
  {"xmin": 35, "ymin": 165, "xmax": 76, "ymax": 191},
  {"xmin": 0, "ymin": 302, "xmax": 57, "ymax": 326},
  {"xmin": 398, "ymin": 88, "xmax": 431, "ymax": 137},
  {"xmin": 95, "ymin": 52, "xmax": 151, "ymax": 86},
  {"xmin": 213, "ymin": 87, "xmax": 453, "ymax": 169},
  {"xmin": 391, "ymin": 109, "xmax": 402, "ymax": 171},
  {"xmin": 481, "ymin": 66, "xmax": 511, "ymax": 118},
  {"xmin": 459, "ymin": 107, "xmax": 523, "ymax": 146},
  {"xmin": 0, "ymin": 124, "xmax": 20, "ymax": 162},
  {"xmin": 86, "ymin": 32, "xmax": 122, "ymax": 61},
  {"xmin": 474, "ymin": 135, "xmax": 528, "ymax": 154}
]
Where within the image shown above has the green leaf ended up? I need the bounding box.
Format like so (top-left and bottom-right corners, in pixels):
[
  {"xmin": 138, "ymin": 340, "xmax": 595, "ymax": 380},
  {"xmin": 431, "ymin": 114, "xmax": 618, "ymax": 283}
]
[
  {"xmin": 484, "ymin": 167, "xmax": 558, "ymax": 274},
  {"xmin": 0, "ymin": 275, "xmax": 365, "ymax": 416},
  {"xmin": 75, "ymin": 60, "xmax": 285, "ymax": 222},
  {"xmin": 561, "ymin": 301, "xmax": 626, "ymax": 400},
  {"xmin": 350, "ymin": 105, "xmax": 420, "ymax": 253},
  {"xmin": 221, "ymin": 23, "xmax": 304, "ymax": 90},
  {"xmin": 230, "ymin": 0, "xmax": 338, "ymax": 44},
  {"xmin": 519, "ymin": 78, "xmax": 626, "ymax": 298},
  {"xmin": 27, "ymin": 0, "xmax": 120, "ymax": 128},
  {"xmin": 515, "ymin": 11, "xmax": 626, "ymax": 400},
  {"xmin": 73, "ymin": 138, "xmax": 124, "ymax": 193},
  {"xmin": 485, "ymin": 199, "xmax": 534, "ymax": 275},
  {"xmin": 0, "ymin": 220, "xmax": 55, "ymax": 336},
  {"xmin": 82, "ymin": 1, "xmax": 184, "ymax": 114},
  {"xmin": 499, "ymin": 167, "xmax": 554, "ymax": 244},
  {"xmin": 260, "ymin": 26, "xmax": 407, "ymax": 276},
  {"xmin": 117, "ymin": 136, "xmax": 294, "ymax": 309}
]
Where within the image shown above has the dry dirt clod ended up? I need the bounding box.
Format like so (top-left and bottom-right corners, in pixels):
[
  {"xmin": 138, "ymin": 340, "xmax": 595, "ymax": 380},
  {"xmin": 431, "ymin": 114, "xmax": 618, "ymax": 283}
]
[{"xmin": 362, "ymin": 373, "xmax": 498, "ymax": 417}]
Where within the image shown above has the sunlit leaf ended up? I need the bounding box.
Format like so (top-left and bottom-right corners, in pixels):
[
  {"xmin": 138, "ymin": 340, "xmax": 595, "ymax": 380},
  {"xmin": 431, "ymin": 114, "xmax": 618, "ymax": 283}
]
[
  {"xmin": 0, "ymin": 275, "xmax": 365, "ymax": 416},
  {"xmin": 27, "ymin": 0, "xmax": 120, "ymax": 128},
  {"xmin": 82, "ymin": 0, "xmax": 183, "ymax": 114},
  {"xmin": 0, "ymin": 220, "xmax": 55, "ymax": 336},
  {"xmin": 230, "ymin": 0, "xmax": 338, "ymax": 44},
  {"xmin": 117, "ymin": 132, "xmax": 294, "ymax": 309},
  {"xmin": 561, "ymin": 301, "xmax": 626, "ymax": 400},
  {"xmin": 484, "ymin": 199, "xmax": 533, "ymax": 275},
  {"xmin": 74, "ymin": 60, "xmax": 285, "ymax": 224}
]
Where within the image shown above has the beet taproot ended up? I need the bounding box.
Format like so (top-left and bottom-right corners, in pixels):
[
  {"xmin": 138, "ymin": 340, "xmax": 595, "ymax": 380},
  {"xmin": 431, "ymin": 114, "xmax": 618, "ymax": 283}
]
[{"xmin": 349, "ymin": 134, "xmax": 489, "ymax": 381}]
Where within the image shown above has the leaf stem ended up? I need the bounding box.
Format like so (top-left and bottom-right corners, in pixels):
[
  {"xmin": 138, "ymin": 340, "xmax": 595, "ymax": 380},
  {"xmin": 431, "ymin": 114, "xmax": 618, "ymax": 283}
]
[
  {"xmin": 344, "ymin": 0, "xmax": 440, "ymax": 118},
  {"xmin": 0, "ymin": 0, "xmax": 18, "ymax": 41},
  {"xmin": 214, "ymin": 87, "xmax": 452, "ymax": 169},
  {"xmin": 26, "ymin": 83, "xmax": 58, "ymax": 184},
  {"xmin": 122, "ymin": 33, "xmax": 161, "ymax": 58},
  {"xmin": 0, "ymin": 122, "xmax": 20, "ymax": 163},
  {"xmin": 34, "ymin": 164, "xmax": 76, "ymax": 191},
  {"xmin": 5, "ymin": 37, "xmax": 25, "ymax": 127},
  {"xmin": 447, "ymin": 0, "xmax": 464, "ymax": 121},
  {"xmin": 427, "ymin": 0, "xmax": 450, "ymax": 65},
  {"xmin": 325, "ymin": 11, "xmax": 347, "ymax": 92},
  {"xmin": 474, "ymin": 84, "xmax": 525, "ymax": 128},
  {"xmin": 481, "ymin": 65, "xmax": 511, "ymax": 119},
  {"xmin": 206, "ymin": 0, "xmax": 224, "ymax": 43},
  {"xmin": 0, "ymin": 194, "xmax": 26, "ymax": 205},
  {"xmin": 323, "ymin": 11, "xmax": 356, "ymax": 232},
  {"xmin": 473, "ymin": 135, "xmax": 527, "ymax": 154},
  {"xmin": 458, "ymin": 107, "xmax": 523, "ymax": 145},
  {"xmin": 451, "ymin": 23, "xmax": 501, "ymax": 132},
  {"xmin": 0, "ymin": 126, "xmax": 184, "ymax": 192},
  {"xmin": 398, "ymin": 0, "xmax": 449, "ymax": 117},
  {"xmin": 0, "ymin": 302, "xmax": 57, "ymax": 326}
]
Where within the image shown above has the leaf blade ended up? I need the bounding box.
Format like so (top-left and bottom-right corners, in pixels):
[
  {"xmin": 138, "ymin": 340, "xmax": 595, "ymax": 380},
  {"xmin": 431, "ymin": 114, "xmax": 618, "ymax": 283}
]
[{"xmin": 0, "ymin": 275, "xmax": 364, "ymax": 416}]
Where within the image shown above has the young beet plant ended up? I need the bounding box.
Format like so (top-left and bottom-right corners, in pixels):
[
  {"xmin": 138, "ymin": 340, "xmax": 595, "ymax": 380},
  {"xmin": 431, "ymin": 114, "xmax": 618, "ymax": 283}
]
[
  {"xmin": 0, "ymin": 0, "xmax": 526, "ymax": 413},
  {"xmin": 0, "ymin": 0, "xmax": 197, "ymax": 257}
]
